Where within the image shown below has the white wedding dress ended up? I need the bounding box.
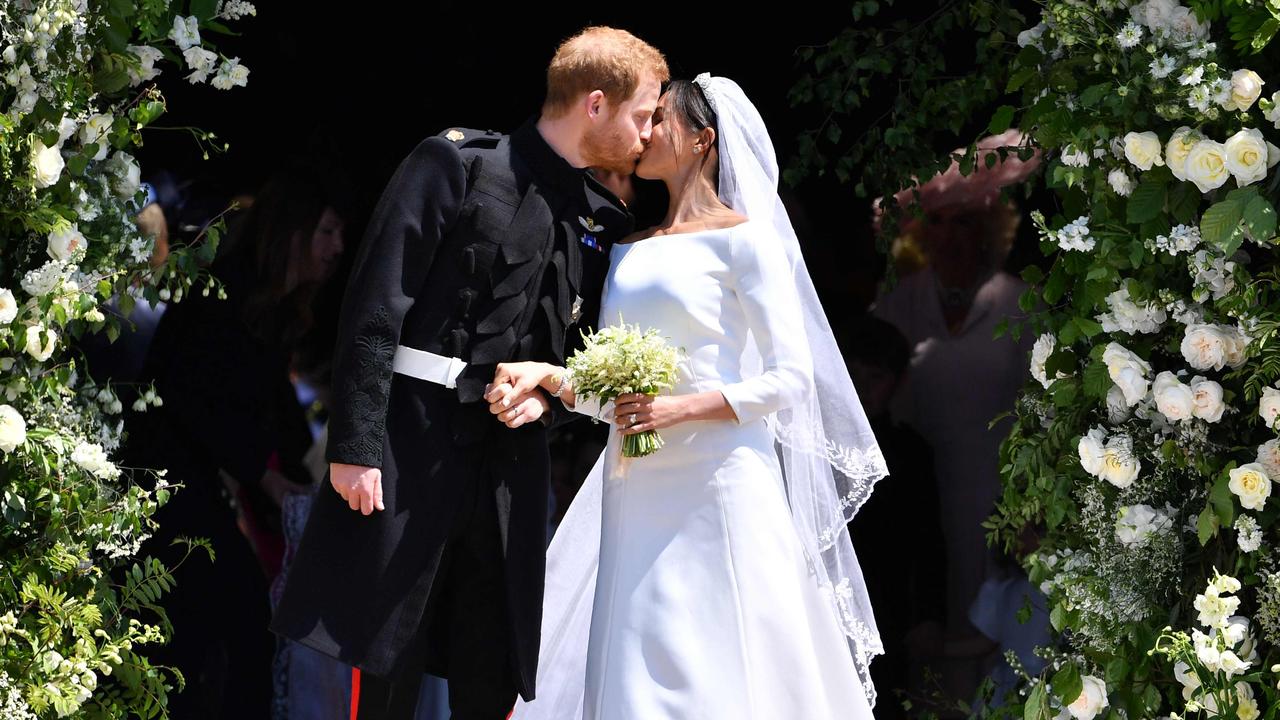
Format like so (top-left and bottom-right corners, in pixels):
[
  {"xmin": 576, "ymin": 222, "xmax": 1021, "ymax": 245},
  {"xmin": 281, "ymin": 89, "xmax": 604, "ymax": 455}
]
[{"xmin": 527, "ymin": 219, "xmax": 875, "ymax": 719}]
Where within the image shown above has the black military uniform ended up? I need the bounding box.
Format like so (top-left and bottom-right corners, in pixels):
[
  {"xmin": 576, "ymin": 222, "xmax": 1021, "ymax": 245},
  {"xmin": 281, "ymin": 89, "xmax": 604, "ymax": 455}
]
[{"xmin": 270, "ymin": 117, "xmax": 631, "ymax": 718}]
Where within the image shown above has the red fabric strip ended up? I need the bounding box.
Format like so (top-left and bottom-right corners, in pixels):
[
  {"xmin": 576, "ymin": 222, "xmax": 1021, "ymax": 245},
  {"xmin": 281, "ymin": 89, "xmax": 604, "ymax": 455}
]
[{"xmin": 350, "ymin": 667, "xmax": 362, "ymax": 719}]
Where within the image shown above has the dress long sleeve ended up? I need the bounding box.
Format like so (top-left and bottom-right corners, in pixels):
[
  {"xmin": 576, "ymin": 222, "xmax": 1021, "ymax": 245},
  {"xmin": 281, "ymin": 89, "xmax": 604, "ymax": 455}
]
[
  {"xmin": 717, "ymin": 222, "xmax": 814, "ymax": 426},
  {"xmin": 325, "ymin": 137, "xmax": 467, "ymax": 468}
]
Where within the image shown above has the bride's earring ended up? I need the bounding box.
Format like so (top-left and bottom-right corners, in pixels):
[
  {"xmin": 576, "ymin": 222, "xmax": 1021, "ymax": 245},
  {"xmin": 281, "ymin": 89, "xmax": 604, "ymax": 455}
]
[{"xmin": 692, "ymin": 146, "xmax": 702, "ymax": 154}]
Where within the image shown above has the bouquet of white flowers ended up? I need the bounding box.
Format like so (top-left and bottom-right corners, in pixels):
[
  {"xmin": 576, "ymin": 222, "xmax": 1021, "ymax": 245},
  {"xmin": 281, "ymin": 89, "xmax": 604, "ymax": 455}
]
[{"xmin": 566, "ymin": 317, "xmax": 683, "ymax": 458}]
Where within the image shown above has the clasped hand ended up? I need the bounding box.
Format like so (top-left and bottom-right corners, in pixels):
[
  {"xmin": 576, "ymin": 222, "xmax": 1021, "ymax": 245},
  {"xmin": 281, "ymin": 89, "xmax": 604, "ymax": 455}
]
[{"xmin": 485, "ymin": 361, "xmax": 557, "ymax": 428}]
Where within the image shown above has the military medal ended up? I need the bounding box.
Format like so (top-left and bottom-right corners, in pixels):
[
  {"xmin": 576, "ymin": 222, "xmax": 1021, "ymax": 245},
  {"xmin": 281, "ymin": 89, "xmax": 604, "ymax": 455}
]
[{"xmin": 578, "ymin": 215, "xmax": 604, "ymax": 252}]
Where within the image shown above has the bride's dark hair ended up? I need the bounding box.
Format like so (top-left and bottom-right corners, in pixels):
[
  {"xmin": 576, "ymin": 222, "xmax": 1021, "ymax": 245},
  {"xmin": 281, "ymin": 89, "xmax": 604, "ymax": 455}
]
[{"xmin": 663, "ymin": 78, "xmax": 719, "ymax": 181}]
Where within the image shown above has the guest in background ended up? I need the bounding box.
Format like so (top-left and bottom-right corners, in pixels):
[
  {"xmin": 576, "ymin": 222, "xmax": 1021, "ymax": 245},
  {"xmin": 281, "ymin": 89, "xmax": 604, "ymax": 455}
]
[
  {"xmin": 869, "ymin": 130, "xmax": 1041, "ymax": 702},
  {"xmin": 131, "ymin": 163, "xmax": 349, "ymax": 719}
]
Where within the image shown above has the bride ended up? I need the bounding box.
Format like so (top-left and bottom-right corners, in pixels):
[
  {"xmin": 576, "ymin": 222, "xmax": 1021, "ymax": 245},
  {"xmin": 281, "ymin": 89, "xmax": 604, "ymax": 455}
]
[{"xmin": 488, "ymin": 74, "xmax": 889, "ymax": 719}]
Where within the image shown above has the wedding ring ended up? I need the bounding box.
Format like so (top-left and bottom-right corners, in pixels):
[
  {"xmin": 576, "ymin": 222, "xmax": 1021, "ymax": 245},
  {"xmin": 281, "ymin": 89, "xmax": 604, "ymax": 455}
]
[{"xmin": 628, "ymin": 413, "xmax": 638, "ymax": 426}]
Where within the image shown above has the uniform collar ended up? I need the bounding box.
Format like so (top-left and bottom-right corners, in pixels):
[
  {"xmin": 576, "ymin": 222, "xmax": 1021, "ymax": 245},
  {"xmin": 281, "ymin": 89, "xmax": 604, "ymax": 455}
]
[
  {"xmin": 510, "ymin": 115, "xmax": 634, "ymax": 239},
  {"xmin": 511, "ymin": 115, "xmax": 591, "ymax": 199}
]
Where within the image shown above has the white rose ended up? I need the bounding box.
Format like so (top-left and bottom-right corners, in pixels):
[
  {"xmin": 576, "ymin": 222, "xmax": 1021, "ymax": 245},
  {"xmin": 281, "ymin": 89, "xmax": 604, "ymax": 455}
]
[
  {"xmin": 1181, "ymin": 324, "xmax": 1230, "ymax": 371},
  {"xmin": 1107, "ymin": 168, "xmax": 1135, "ymax": 196},
  {"xmin": 1153, "ymin": 371, "xmax": 1195, "ymax": 422},
  {"xmin": 1224, "ymin": 69, "xmax": 1265, "ymax": 112},
  {"xmin": 1115, "ymin": 503, "xmax": 1171, "ymax": 546},
  {"xmin": 1101, "ymin": 435, "xmax": 1141, "ymax": 489},
  {"xmin": 0, "ymin": 405, "xmax": 27, "ymax": 453},
  {"xmin": 1259, "ymin": 386, "xmax": 1280, "ymax": 429},
  {"xmin": 1131, "ymin": 0, "xmax": 1179, "ymax": 31},
  {"xmin": 1229, "ymin": 462, "xmax": 1271, "ymax": 511},
  {"xmin": 1189, "ymin": 376, "xmax": 1225, "ymax": 422},
  {"xmin": 24, "ymin": 324, "xmax": 56, "ymax": 362},
  {"xmin": 1066, "ymin": 675, "xmax": 1109, "ymax": 720},
  {"xmin": 56, "ymin": 117, "xmax": 78, "ymax": 145},
  {"xmin": 77, "ymin": 113, "xmax": 113, "ymax": 161},
  {"xmin": 1224, "ymin": 326, "xmax": 1249, "ymax": 368},
  {"xmin": 1103, "ymin": 342, "xmax": 1152, "ymax": 406},
  {"xmin": 1167, "ymin": 6, "xmax": 1210, "ymax": 42},
  {"xmin": 31, "ymin": 139, "xmax": 64, "ymax": 189},
  {"xmin": 1106, "ymin": 384, "xmax": 1131, "ymax": 424},
  {"xmin": 1124, "ymin": 131, "xmax": 1165, "ymax": 171},
  {"xmin": 1165, "ymin": 126, "xmax": 1199, "ymax": 181},
  {"xmin": 1078, "ymin": 427, "xmax": 1107, "ymax": 476},
  {"xmin": 1256, "ymin": 439, "xmax": 1280, "ymax": 479},
  {"xmin": 1224, "ymin": 128, "xmax": 1270, "ymax": 186},
  {"xmin": 1184, "ymin": 140, "xmax": 1231, "ymax": 193},
  {"xmin": 105, "ymin": 151, "xmax": 141, "ymax": 200},
  {"xmin": 46, "ymin": 223, "xmax": 87, "ymax": 262},
  {"xmin": 0, "ymin": 289, "xmax": 16, "ymax": 325},
  {"xmin": 1031, "ymin": 333, "xmax": 1064, "ymax": 389}
]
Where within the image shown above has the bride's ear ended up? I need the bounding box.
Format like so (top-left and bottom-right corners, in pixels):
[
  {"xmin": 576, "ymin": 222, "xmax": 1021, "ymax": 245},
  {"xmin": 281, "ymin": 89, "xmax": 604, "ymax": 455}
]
[{"xmin": 696, "ymin": 127, "xmax": 716, "ymax": 155}]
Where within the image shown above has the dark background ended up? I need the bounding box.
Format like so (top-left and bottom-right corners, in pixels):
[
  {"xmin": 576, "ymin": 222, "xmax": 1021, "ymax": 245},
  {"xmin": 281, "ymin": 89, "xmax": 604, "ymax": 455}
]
[{"xmin": 136, "ymin": 2, "xmax": 1043, "ymax": 310}]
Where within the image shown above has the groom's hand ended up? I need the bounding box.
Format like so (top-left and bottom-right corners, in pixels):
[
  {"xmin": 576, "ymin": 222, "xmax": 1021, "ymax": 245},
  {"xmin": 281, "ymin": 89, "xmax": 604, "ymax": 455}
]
[
  {"xmin": 489, "ymin": 361, "xmax": 554, "ymax": 408},
  {"xmin": 485, "ymin": 382, "xmax": 551, "ymax": 428},
  {"xmin": 330, "ymin": 462, "xmax": 385, "ymax": 515}
]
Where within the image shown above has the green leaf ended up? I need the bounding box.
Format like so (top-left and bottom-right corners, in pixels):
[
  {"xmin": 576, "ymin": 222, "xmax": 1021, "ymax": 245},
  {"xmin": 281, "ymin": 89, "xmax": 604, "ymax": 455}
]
[
  {"xmin": 1025, "ymin": 683, "xmax": 1047, "ymax": 720},
  {"xmin": 1079, "ymin": 82, "xmax": 1111, "ymax": 107},
  {"xmin": 1211, "ymin": 472, "xmax": 1236, "ymax": 527},
  {"xmin": 66, "ymin": 153, "xmax": 90, "ymax": 177},
  {"xmin": 1059, "ymin": 319, "xmax": 1080, "ymax": 346},
  {"xmin": 1052, "ymin": 663, "xmax": 1083, "ymax": 706},
  {"xmin": 1105, "ymin": 657, "xmax": 1130, "ymax": 685},
  {"xmin": 1201, "ymin": 196, "xmax": 1245, "ymax": 252},
  {"xmin": 1244, "ymin": 194, "xmax": 1277, "ymax": 242},
  {"xmin": 1197, "ymin": 505, "xmax": 1218, "ymax": 546},
  {"xmin": 1128, "ymin": 239, "xmax": 1145, "ymax": 268},
  {"xmin": 1126, "ymin": 178, "xmax": 1166, "ymax": 224},
  {"xmin": 128, "ymin": 101, "xmax": 166, "ymax": 128},
  {"xmin": 1168, "ymin": 182, "xmax": 1200, "ymax": 224},
  {"xmin": 1074, "ymin": 316, "xmax": 1104, "ymax": 338},
  {"xmin": 1083, "ymin": 360, "xmax": 1112, "ymax": 399},
  {"xmin": 1050, "ymin": 603, "xmax": 1068, "ymax": 632},
  {"xmin": 1254, "ymin": 18, "xmax": 1280, "ymax": 51},
  {"xmin": 988, "ymin": 105, "xmax": 1016, "ymax": 135},
  {"xmin": 189, "ymin": 0, "xmax": 220, "ymax": 21},
  {"xmin": 1007, "ymin": 66, "xmax": 1038, "ymax": 93},
  {"xmin": 93, "ymin": 65, "xmax": 131, "ymax": 94},
  {"xmin": 1044, "ymin": 266, "xmax": 1068, "ymax": 304}
]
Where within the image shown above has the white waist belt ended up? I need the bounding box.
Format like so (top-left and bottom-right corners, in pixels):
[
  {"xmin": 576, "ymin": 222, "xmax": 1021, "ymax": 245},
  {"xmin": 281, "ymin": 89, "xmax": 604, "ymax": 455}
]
[{"xmin": 392, "ymin": 345, "xmax": 467, "ymax": 389}]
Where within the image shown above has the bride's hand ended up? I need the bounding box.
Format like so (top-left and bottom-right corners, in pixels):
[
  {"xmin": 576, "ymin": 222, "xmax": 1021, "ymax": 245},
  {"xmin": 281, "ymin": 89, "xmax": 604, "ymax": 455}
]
[
  {"xmin": 614, "ymin": 393, "xmax": 685, "ymax": 435},
  {"xmin": 487, "ymin": 361, "xmax": 560, "ymax": 408}
]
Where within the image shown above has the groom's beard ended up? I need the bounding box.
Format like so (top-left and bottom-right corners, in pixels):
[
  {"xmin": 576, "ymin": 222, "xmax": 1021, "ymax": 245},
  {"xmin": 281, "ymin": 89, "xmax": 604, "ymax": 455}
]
[{"xmin": 581, "ymin": 123, "xmax": 641, "ymax": 176}]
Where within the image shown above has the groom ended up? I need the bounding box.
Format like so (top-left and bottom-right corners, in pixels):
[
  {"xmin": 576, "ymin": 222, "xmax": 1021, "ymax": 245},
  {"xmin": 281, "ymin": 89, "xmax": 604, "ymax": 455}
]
[{"xmin": 270, "ymin": 27, "xmax": 667, "ymax": 719}]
